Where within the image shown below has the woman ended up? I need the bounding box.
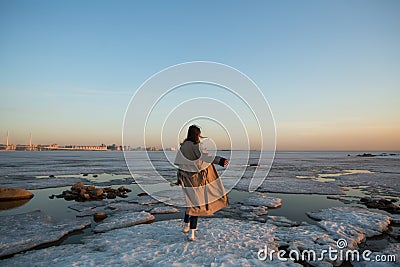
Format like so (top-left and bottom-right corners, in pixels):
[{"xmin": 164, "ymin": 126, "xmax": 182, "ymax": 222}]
[{"xmin": 174, "ymin": 125, "xmax": 229, "ymax": 241}]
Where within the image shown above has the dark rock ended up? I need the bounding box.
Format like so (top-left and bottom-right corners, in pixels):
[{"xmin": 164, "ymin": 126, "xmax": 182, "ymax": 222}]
[
  {"xmin": 94, "ymin": 212, "xmax": 107, "ymax": 221},
  {"xmin": 95, "ymin": 188, "xmax": 104, "ymax": 196},
  {"xmin": 52, "ymin": 183, "xmax": 131, "ymax": 202},
  {"xmin": 118, "ymin": 192, "xmax": 128, "ymax": 198},
  {"xmin": 118, "ymin": 186, "xmax": 126, "ymax": 192},
  {"xmin": 87, "ymin": 186, "xmax": 95, "ymax": 191},
  {"xmin": 49, "ymin": 175, "xmax": 55, "ymax": 178},
  {"xmin": 93, "ymin": 174, "xmax": 98, "ymax": 178},
  {"xmin": 107, "ymin": 193, "xmax": 116, "ymax": 199},
  {"xmin": 357, "ymin": 153, "xmax": 376, "ymax": 157},
  {"xmin": 71, "ymin": 182, "xmax": 84, "ymax": 191},
  {"xmin": 248, "ymin": 163, "xmax": 259, "ymax": 167},
  {"xmin": 137, "ymin": 192, "xmax": 148, "ymax": 197}
]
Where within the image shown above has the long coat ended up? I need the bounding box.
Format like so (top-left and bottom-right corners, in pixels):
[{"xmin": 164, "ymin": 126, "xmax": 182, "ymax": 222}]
[{"xmin": 174, "ymin": 141, "xmax": 229, "ymax": 216}]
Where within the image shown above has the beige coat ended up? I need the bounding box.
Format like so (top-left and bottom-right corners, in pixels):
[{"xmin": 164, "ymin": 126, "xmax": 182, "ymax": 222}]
[{"xmin": 174, "ymin": 141, "xmax": 229, "ymax": 216}]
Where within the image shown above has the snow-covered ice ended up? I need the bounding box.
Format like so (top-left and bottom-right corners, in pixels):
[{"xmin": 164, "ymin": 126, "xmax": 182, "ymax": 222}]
[
  {"xmin": 129, "ymin": 194, "xmax": 170, "ymax": 205},
  {"xmin": 93, "ymin": 211, "xmax": 155, "ymax": 233},
  {"xmin": 240, "ymin": 193, "xmax": 282, "ymax": 208},
  {"xmin": 267, "ymin": 216, "xmax": 301, "ymax": 227},
  {"xmin": 258, "ymin": 177, "xmax": 345, "ymax": 195},
  {"xmin": 1, "ymin": 206, "xmax": 396, "ymax": 266},
  {"xmin": 150, "ymin": 206, "xmax": 180, "ymax": 214},
  {"xmin": 0, "ymin": 210, "xmax": 90, "ymax": 257},
  {"xmin": 2, "ymin": 218, "xmax": 301, "ymax": 267},
  {"xmin": 307, "ymin": 207, "xmax": 392, "ymax": 249}
]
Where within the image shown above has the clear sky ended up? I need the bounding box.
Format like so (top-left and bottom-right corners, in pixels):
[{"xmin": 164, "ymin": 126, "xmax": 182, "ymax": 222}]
[{"xmin": 1, "ymin": 0, "xmax": 399, "ymax": 150}]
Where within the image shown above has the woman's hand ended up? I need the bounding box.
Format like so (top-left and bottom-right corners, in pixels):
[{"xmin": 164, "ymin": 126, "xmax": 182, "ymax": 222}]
[{"xmin": 224, "ymin": 160, "xmax": 229, "ymax": 167}]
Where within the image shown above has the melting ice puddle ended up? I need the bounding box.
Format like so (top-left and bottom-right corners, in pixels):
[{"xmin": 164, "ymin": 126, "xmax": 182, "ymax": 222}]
[
  {"xmin": 296, "ymin": 169, "xmax": 375, "ymax": 182},
  {"xmin": 36, "ymin": 173, "xmax": 132, "ymax": 183}
]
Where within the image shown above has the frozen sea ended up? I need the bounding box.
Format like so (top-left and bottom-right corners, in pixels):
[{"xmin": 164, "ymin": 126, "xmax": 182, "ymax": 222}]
[{"xmin": 0, "ymin": 150, "xmax": 399, "ymax": 265}]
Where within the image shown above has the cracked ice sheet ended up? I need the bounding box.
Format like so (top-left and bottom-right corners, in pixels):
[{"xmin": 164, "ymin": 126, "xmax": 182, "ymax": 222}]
[
  {"xmin": 93, "ymin": 211, "xmax": 155, "ymax": 233},
  {"xmin": 307, "ymin": 207, "xmax": 392, "ymax": 249},
  {"xmin": 240, "ymin": 193, "xmax": 282, "ymax": 208},
  {"xmin": 129, "ymin": 194, "xmax": 170, "ymax": 205},
  {"xmin": 0, "ymin": 210, "xmax": 91, "ymax": 257},
  {"xmin": 2, "ymin": 218, "xmax": 301, "ymax": 267},
  {"xmin": 70, "ymin": 200, "xmax": 151, "ymax": 217},
  {"xmin": 256, "ymin": 177, "xmax": 345, "ymax": 195}
]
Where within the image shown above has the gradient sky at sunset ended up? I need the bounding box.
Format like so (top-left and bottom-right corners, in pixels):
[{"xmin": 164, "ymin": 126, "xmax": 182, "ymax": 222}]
[{"xmin": 1, "ymin": 0, "xmax": 399, "ymax": 150}]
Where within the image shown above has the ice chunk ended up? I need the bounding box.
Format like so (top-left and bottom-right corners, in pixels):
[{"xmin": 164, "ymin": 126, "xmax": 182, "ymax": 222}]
[
  {"xmin": 93, "ymin": 211, "xmax": 155, "ymax": 233},
  {"xmin": 0, "ymin": 210, "xmax": 90, "ymax": 257},
  {"xmin": 240, "ymin": 193, "xmax": 282, "ymax": 208},
  {"xmin": 267, "ymin": 216, "xmax": 301, "ymax": 227},
  {"xmin": 308, "ymin": 207, "xmax": 392, "ymax": 248},
  {"xmin": 149, "ymin": 206, "xmax": 180, "ymax": 214},
  {"xmin": 105, "ymin": 201, "xmax": 149, "ymax": 212},
  {"xmin": 129, "ymin": 195, "xmax": 169, "ymax": 205}
]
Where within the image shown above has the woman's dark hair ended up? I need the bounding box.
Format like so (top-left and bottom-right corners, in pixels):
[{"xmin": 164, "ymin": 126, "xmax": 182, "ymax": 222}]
[{"xmin": 184, "ymin": 125, "xmax": 202, "ymax": 144}]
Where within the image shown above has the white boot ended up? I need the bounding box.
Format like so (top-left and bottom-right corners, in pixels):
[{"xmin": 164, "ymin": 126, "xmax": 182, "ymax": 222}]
[
  {"xmin": 183, "ymin": 223, "xmax": 190, "ymax": 233},
  {"xmin": 188, "ymin": 229, "xmax": 196, "ymax": 241}
]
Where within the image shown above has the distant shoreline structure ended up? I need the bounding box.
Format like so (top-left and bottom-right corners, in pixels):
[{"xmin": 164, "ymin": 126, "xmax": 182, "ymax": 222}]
[
  {"xmin": 0, "ymin": 131, "xmax": 178, "ymax": 152},
  {"xmin": 0, "ymin": 144, "xmax": 177, "ymax": 152}
]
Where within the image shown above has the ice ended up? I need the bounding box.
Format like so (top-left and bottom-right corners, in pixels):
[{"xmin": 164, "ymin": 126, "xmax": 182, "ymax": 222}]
[
  {"xmin": 68, "ymin": 201, "xmax": 108, "ymax": 212},
  {"xmin": 0, "ymin": 177, "xmax": 88, "ymax": 190},
  {"xmin": 129, "ymin": 194, "xmax": 170, "ymax": 205},
  {"xmin": 93, "ymin": 211, "xmax": 155, "ymax": 233},
  {"xmin": 150, "ymin": 206, "xmax": 180, "ymax": 214},
  {"xmin": 2, "ymin": 206, "xmax": 395, "ymax": 266},
  {"xmin": 0, "ymin": 210, "xmax": 90, "ymax": 257},
  {"xmin": 391, "ymin": 214, "xmax": 400, "ymax": 224},
  {"xmin": 351, "ymin": 242, "xmax": 400, "ymax": 267},
  {"xmin": 307, "ymin": 207, "xmax": 392, "ymax": 249},
  {"xmin": 0, "ymin": 177, "xmax": 136, "ymax": 190},
  {"xmin": 267, "ymin": 216, "xmax": 301, "ymax": 227},
  {"xmin": 213, "ymin": 203, "xmax": 268, "ymax": 222},
  {"xmin": 257, "ymin": 177, "xmax": 345, "ymax": 195},
  {"xmin": 105, "ymin": 202, "xmax": 150, "ymax": 212},
  {"xmin": 2, "ymin": 218, "xmax": 301, "ymax": 266},
  {"xmin": 273, "ymin": 224, "xmax": 341, "ymax": 266},
  {"xmin": 240, "ymin": 193, "xmax": 282, "ymax": 208}
]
